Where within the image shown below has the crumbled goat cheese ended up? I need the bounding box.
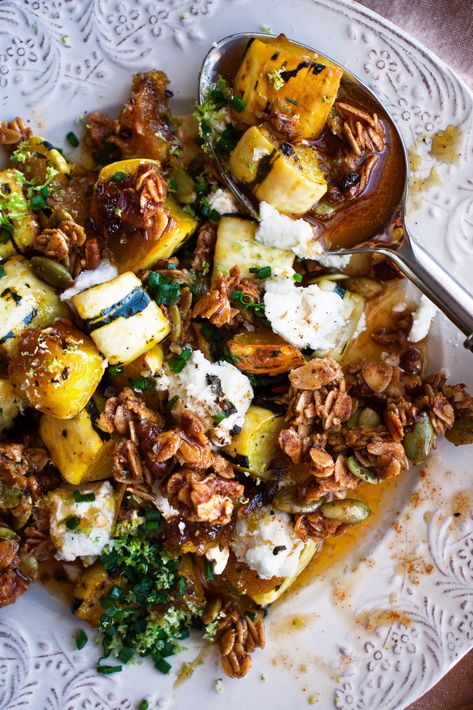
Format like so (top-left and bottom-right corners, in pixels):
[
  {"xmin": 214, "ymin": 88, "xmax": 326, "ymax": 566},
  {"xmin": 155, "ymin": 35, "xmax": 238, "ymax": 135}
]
[
  {"xmin": 207, "ymin": 188, "xmax": 239, "ymax": 215},
  {"xmin": 49, "ymin": 481, "xmax": 115, "ymax": 562},
  {"xmin": 255, "ymin": 202, "xmax": 350, "ymax": 268},
  {"xmin": 158, "ymin": 349, "xmax": 253, "ymax": 446},
  {"xmin": 205, "ymin": 545, "xmax": 230, "ymax": 575},
  {"xmin": 61, "ymin": 259, "xmax": 118, "ymax": 301},
  {"xmin": 152, "ymin": 486, "xmax": 179, "ymax": 520},
  {"xmin": 178, "ymin": 521, "xmax": 186, "ymax": 534},
  {"xmin": 231, "ymin": 507, "xmax": 305, "ymax": 579},
  {"xmin": 264, "ymin": 278, "xmax": 352, "ymax": 352},
  {"xmin": 408, "ymin": 294, "xmax": 438, "ymax": 342}
]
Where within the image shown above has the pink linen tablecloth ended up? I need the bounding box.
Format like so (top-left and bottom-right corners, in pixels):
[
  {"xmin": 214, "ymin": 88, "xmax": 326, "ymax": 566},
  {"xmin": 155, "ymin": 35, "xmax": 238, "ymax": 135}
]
[{"xmin": 355, "ymin": 2, "xmax": 473, "ymax": 707}]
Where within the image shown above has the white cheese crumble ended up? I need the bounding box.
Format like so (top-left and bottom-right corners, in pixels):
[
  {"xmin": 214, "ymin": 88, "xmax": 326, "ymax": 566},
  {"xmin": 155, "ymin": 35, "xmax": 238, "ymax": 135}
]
[
  {"xmin": 49, "ymin": 481, "xmax": 115, "ymax": 562},
  {"xmin": 255, "ymin": 202, "xmax": 350, "ymax": 268},
  {"xmin": 205, "ymin": 545, "xmax": 230, "ymax": 575},
  {"xmin": 152, "ymin": 486, "xmax": 179, "ymax": 520},
  {"xmin": 264, "ymin": 278, "xmax": 352, "ymax": 352},
  {"xmin": 61, "ymin": 259, "xmax": 118, "ymax": 301},
  {"xmin": 159, "ymin": 349, "xmax": 253, "ymax": 446},
  {"xmin": 408, "ymin": 294, "xmax": 438, "ymax": 342},
  {"xmin": 207, "ymin": 187, "xmax": 239, "ymax": 215},
  {"xmin": 230, "ymin": 507, "xmax": 305, "ymax": 580},
  {"xmin": 210, "ymin": 106, "xmax": 231, "ymax": 134}
]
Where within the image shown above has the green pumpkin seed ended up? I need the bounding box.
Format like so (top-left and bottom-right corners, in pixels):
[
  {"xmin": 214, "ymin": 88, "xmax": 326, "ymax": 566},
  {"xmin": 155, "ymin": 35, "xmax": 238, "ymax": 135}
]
[
  {"xmin": 344, "ymin": 277, "xmax": 384, "ymax": 300},
  {"xmin": 0, "ymin": 481, "xmax": 22, "ymax": 509},
  {"xmin": 18, "ymin": 552, "xmax": 39, "ymax": 581},
  {"xmin": 202, "ymin": 597, "xmax": 223, "ymax": 625},
  {"xmin": 31, "ymin": 256, "xmax": 74, "ymax": 288},
  {"xmin": 346, "ymin": 409, "xmax": 360, "ymax": 428},
  {"xmin": 358, "ymin": 407, "xmax": 382, "ymax": 429},
  {"xmin": 346, "ymin": 456, "xmax": 378, "ymax": 483},
  {"xmin": 273, "ymin": 485, "xmax": 323, "ymax": 514},
  {"xmin": 0, "ymin": 525, "xmax": 17, "ymax": 540},
  {"xmin": 403, "ymin": 412, "xmax": 436, "ymax": 464},
  {"xmin": 320, "ymin": 498, "xmax": 371, "ymax": 524},
  {"xmin": 446, "ymin": 416, "xmax": 473, "ymax": 446},
  {"xmin": 171, "ymin": 169, "xmax": 197, "ymax": 205},
  {"xmin": 49, "ymin": 207, "xmax": 74, "ymax": 228}
]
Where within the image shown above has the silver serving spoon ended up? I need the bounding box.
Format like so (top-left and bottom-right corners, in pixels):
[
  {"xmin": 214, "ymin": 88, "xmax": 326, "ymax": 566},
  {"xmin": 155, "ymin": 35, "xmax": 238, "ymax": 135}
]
[{"xmin": 199, "ymin": 32, "xmax": 473, "ymax": 351}]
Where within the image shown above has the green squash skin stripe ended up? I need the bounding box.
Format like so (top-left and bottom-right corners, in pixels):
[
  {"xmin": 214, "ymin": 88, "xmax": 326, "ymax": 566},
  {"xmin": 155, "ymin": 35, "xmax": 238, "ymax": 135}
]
[{"xmin": 82, "ymin": 287, "xmax": 151, "ymax": 333}]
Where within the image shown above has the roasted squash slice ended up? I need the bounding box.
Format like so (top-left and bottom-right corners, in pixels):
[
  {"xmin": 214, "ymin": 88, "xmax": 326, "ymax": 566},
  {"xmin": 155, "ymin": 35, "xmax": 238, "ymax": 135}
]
[
  {"xmin": 233, "ymin": 35, "xmax": 343, "ymax": 140},
  {"xmin": 229, "ymin": 124, "xmax": 327, "ymax": 215},
  {"xmin": 228, "ymin": 329, "xmax": 305, "ymax": 375},
  {"xmin": 223, "ymin": 405, "xmax": 285, "ymax": 479}
]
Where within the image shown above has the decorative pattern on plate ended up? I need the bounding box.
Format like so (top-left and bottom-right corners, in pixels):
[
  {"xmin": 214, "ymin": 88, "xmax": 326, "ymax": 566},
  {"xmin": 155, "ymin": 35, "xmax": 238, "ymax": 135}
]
[{"xmin": 0, "ymin": 1, "xmax": 472, "ymax": 708}]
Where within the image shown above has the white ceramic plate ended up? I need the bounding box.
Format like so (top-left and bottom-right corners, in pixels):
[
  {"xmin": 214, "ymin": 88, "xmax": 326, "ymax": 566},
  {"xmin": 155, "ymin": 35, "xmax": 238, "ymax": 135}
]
[{"xmin": 1, "ymin": 1, "xmax": 472, "ymax": 708}]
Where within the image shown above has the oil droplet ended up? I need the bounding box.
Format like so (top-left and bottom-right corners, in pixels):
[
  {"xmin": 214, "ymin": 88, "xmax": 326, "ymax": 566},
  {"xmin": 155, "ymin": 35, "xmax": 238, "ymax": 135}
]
[
  {"xmin": 408, "ymin": 148, "xmax": 422, "ymax": 172},
  {"xmin": 430, "ymin": 124, "xmax": 462, "ymax": 165}
]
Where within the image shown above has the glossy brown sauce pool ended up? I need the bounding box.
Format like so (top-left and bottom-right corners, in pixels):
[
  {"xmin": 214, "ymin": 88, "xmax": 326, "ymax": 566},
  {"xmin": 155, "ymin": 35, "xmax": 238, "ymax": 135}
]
[
  {"xmin": 309, "ymin": 80, "xmax": 406, "ymax": 250},
  {"xmin": 39, "ymin": 558, "xmax": 77, "ymax": 603}
]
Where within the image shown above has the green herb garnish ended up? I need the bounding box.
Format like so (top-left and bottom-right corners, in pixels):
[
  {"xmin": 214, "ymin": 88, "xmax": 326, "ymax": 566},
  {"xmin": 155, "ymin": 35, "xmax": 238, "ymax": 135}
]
[
  {"xmin": 72, "ymin": 491, "xmax": 96, "ymax": 503},
  {"xmin": 204, "ymin": 559, "xmax": 214, "ymax": 582},
  {"xmin": 66, "ymin": 131, "xmax": 79, "ymax": 147},
  {"xmin": 111, "ymin": 171, "xmax": 126, "ymax": 182},
  {"xmin": 97, "ymin": 664, "xmax": 123, "ymax": 675},
  {"xmin": 108, "ymin": 365, "xmax": 123, "ymax": 378},
  {"xmin": 65, "ymin": 515, "xmax": 81, "ymax": 530},
  {"xmin": 75, "ymin": 629, "xmax": 88, "ymax": 649},
  {"xmin": 148, "ymin": 271, "xmax": 182, "ymax": 306},
  {"xmin": 130, "ymin": 376, "xmax": 157, "ymax": 392},
  {"xmin": 249, "ymin": 265, "xmax": 271, "ymax": 279},
  {"xmin": 230, "ymin": 96, "xmax": 246, "ymax": 113},
  {"xmin": 168, "ymin": 347, "xmax": 192, "ymax": 374}
]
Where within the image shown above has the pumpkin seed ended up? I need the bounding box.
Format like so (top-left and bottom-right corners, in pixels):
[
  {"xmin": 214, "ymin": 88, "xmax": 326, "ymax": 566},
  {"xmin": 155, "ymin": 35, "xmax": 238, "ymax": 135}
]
[
  {"xmin": 18, "ymin": 552, "xmax": 39, "ymax": 581},
  {"xmin": 403, "ymin": 412, "xmax": 436, "ymax": 464},
  {"xmin": 202, "ymin": 597, "xmax": 223, "ymax": 625},
  {"xmin": 273, "ymin": 485, "xmax": 323, "ymax": 514},
  {"xmin": 169, "ymin": 304, "xmax": 182, "ymax": 342},
  {"xmin": 49, "ymin": 207, "xmax": 74, "ymax": 228},
  {"xmin": 445, "ymin": 416, "xmax": 473, "ymax": 446},
  {"xmin": 0, "ymin": 481, "xmax": 22, "ymax": 509},
  {"xmin": 320, "ymin": 498, "xmax": 371, "ymax": 523},
  {"xmin": 344, "ymin": 277, "xmax": 384, "ymax": 300},
  {"xmin": 346, "ymin": 456, "xmax": 378, "ymax": 483},
  {"xmin": 346, "ymin": 409, "xmax": 360, "ymax": 428},
  {"xmin": 358, "ymin": 407, "xmax": 382, "ymax": 429},
  {"xmin": 0, "ymin": 525, "xmax": 17, "ymax": 540},
  {"xmin": 31, "ymin": 256, "xmax": 74, "ymax": 288},
  {"xmin": 171, "ymin": 169, "xmax": 197, "ymax": 205}
]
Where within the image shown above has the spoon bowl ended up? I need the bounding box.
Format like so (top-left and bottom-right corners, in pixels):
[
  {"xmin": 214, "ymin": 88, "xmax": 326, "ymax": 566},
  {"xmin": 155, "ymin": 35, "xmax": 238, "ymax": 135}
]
[{"xmin": 199, "ymin": 32, "xmax": 473, "ymax": 350}]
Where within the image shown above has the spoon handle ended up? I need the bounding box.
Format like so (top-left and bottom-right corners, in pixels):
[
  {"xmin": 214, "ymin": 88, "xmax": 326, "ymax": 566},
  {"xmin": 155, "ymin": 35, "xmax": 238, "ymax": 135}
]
[{"xmin": 376, "ymin": 238, "xmax": 473, "ymax": 351}]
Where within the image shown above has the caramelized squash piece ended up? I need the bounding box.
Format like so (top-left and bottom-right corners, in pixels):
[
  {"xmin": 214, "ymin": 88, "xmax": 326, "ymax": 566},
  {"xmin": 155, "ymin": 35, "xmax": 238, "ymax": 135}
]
[
  {"xmin": 8, "ymin": 321, "xmax": 104, "ymax": 419},
  {"xmin": 223, "ymin": 405, "xmax": 285, "ymax": 478},
  {"xmin": 228, "ymin": 329, "xmax": 305, "ymax": 375},
  {"xmin": 234, "ymin": 35, "xmax": 343, "ymax": 139},
  {"xmin": 229, "ymin": 124, "xmax": 327, "ymax": 215}
]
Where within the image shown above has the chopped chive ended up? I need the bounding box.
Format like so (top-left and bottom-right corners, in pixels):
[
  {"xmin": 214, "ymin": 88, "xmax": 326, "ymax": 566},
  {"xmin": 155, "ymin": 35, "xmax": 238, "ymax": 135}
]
[
  {"xmin": 212, "ymin": 411, "xmax": 228, "ymax": 425},
  {"xmin": 285, "ymin": 97, "xmax": 300, "ymax": 107},
  {"xmin": 144, "ymin": 509, "xmax": 163, "ymax": 531},
  {"xmin": 245, "ymin": 610, "xmax": 256, "ymax": 621},
  {"xmin": 0, "ymin": 264, "xmax": 5, "ymax": 277},
  {"xmin": 292, "ymin": 273, "xmax": 303, "ymax": 283},
  {"xmin": 65, "ymin": 515, "xmax": 81, "ymax": 530},
  {"xmin": 249, "ymin": 265, "xmax": 271, "ymax": 279},
  {"xmin": 110, "ymin": 171, "xmax": 126, "ymax": 182},
  {"xmin": 200, "ymin": 323, "xmax": 219, "ymax": 342},
  {"xmin": 154, "ymin": 656, "xmax": 172, "ymax": 674},
  {"xmin": 178, "ymin": 576, "xmax": 186, "ymax": 596},
  {"xmin": 108, "ymin": 365, "xmax": 123, "ymax": 378},
  {"xmin": 168, "ymin": 177, "xmax": 177, "ymax": 191},
  {"xmin": 30, "ymin": 194, "xmax": 47, "ymax": 211},
  {"xmin": 130, "ymin": 376, "xmax": 156, "ymax": 392},
  {"xmin": 97, "ymin": 664, "xmax": 123, "ymax": 674},
  {"xmin": 75, "ymin": 629, "xmax": 88, "ymax": 649},
  {"xmin": 73, "ymin": 491, "xmax": 96, "ymax": 503},
  {"xmin": 166, "ymin": 394, "xmax": 179, "ymax": 411},
  {"xmin": 204, "ymin": 559, "xmax": 214, "ymax": 582},
  {"xmin": 108, "ymin": 585, "xmax": 123, "ymax": 600},
  {"xmin": 117, "ymin": 646, "xmax": 134, "ymax": 663},
  {"xmin": 66, "ymin": 131, "xmax": 79, "ymax": 147},
  {"xmin": 168, "ymin": 347, "xmax": 192, "ymax": 374},
  {"xmin": 138, "ymin": 702, "xmax": 149, "ymax": 710},
  {"xmin": 230, "ymin": 96, "xmax": 246, "ymax": 113}
]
